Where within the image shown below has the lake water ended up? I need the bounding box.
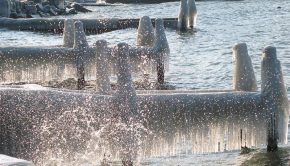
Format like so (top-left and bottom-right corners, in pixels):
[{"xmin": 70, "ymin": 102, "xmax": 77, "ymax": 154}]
[{"xmin": 1, "ymin": 0, "xmax": 290, "ymax": 165}]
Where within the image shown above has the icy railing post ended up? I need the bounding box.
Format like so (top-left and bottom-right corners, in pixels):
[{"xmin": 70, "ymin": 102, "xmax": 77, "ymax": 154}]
[
  {"xmin": 63, "ymin": 19, "xmax": 75, "ymax": 48},
  {"xmin": 0, "ymin": 0, "xmax": 10, "ymax": 18},
  {"xmin": 73, "ymin": 21, "xmax": 89, "ymax": 90},
  {"xmin": 154, "ymin": 18, "xmax": 170, "ymax": 85},
  {"xmin": 136, "ymin": 16, "xmax": 155, "ymax": 47},
  {"xmin": 113, "ymin": 43, "xmax": 140, "ymax": 165},
  {"xmin": 261, "ymin": 46, "xmax": 289, "ymax": 152},
  {"xmin": 187, "ymin": 0, "xmax": 197, "ymax": 29},
  {"xmin": 232, "ymin": 43, "xmax": 257, "ymax": 91},
  {"xmin": 113, "ymin": 43, "xmax": 138, "ymax": 117},
  {"xmin": 177, "ymin": 0, "xmax": 188, "ymax": 31},
  {"xmin": 95, "ymin": 40, "xmax": 111, "ymax": 94}
]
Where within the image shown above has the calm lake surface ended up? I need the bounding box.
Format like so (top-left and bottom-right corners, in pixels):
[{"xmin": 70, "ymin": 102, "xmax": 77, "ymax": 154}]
[{"xmin": 1, "ymin": 0, "xmax": 290, "ymax": 165}]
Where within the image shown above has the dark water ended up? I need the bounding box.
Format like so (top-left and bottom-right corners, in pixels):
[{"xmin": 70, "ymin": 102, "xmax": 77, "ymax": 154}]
[{"xmin": 1, "ymin": 0, "xmax": 290, "ymax": 165}]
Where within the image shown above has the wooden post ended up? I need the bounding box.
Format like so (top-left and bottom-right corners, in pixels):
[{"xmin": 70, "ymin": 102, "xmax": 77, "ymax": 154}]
[
  {"xmin": 232, "ymin": 43, "xmax": 257, "ymax": 91},
  {"xmin": 154, "ymin": 18, "xmax": 169, "ymax": 85},
  {"xmin": 95, "ymin": 40, "xmax": 111, "ymax": 94},
  {"xmin": 188, "ymin": 0, "xmax": 197, "ymax": 28},
  {"xmin": 73, "ymin": 21, "xmax": 89, "ymax": 90},
  {"xmin": 113, "ymin": 42, "xmax": 138, "ymax": 117},
  {"xmin": 157, "ymin": 57, "xmax": 165, "ymax": 85},
  {"xmin": 177, "ymin": 0, "xmax": 188, "ymax": 31},
  {"xmin": 63, "ymin": 19, "xmax": 75, "ymax": 48},
  {"xmin": 261, "ymin": 46, "xmax": 289, "ymax": 151},
  {"xmin": 136, "ymin": 16, "xmax": 155, "ymax": 47}
]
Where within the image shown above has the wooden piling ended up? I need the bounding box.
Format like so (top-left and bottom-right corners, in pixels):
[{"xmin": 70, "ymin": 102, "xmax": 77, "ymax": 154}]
[
  {"xmin": 154, "ymin": 18, "xmax": 169, "ymax": 85},
  {"xmin": 261, "ymin": 46, "xmax": 289, "ymax": 151},
  {"xmin": 232, "ymin": 43, "xmax": 257, "ymax": 91},
  {"xmin": 95, "ymin": 40, "xmax": 111, "ymax": 94},
  {"xmin": 73, "ymin": 21, "xmax": 89, "ymax": 90}
]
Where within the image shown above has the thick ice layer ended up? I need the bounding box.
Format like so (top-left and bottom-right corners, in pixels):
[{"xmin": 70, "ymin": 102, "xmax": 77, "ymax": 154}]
[
  {"xmin": 0, "ymin": 46, "xmax": 161, "ymax": 84},
  {"xmin": 0, "ymin": 154, "xmax": 33, "ymax": 166},
  {"xmin": 0, "ymin": 86, "xmax": 279, "ymax": 164}
]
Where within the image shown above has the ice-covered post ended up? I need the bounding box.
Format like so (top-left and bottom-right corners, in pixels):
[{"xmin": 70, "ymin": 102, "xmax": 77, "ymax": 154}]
[
  {"xmin": 187, "ymin": 0, "xmax": 197, "ymax": 28},
  {"xmin": 95, "ymin": 40, "xmax": 111, "ymax": 94},
  {"xmin": 261, "ymin": 46, "xmax": 289, "ymax": 152},
  {"xmin": 63, "ymin": 19, "xmax": 75, "ymax": 48},
  {"xmin": 177, "ymin": 0, "xmax": 188, "ymax": 31},
  {"xmin": 113, "ymin": 43, "xmax": 138, "ymax": 117},
  {"xmin": 73, "ymin": 21, "xmax": 89, "ymax": 90},
  {"xmin": 0, "ymin": 0, "xmax": 11, "ymax": 17},
  {"xmin": 136, "ymin": 16, "xmax": 155, "ymax": 47},
  {"xmin": 154, "ymin": 18, "xmax": 170, "ymax": 85},
  {"xmin": 232, "ymin": 43, "xmax": 257, "ymax": 91}
]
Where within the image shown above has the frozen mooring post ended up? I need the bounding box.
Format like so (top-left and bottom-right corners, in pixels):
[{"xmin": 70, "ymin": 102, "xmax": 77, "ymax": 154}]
[
  {"xmin": 233, "ymin": 43, "xmax": 257, "ymax": 91},
  {"xmin": 74, "ymin": 20, "xmax": 89, "ymax": 90},
  {"xmin": 261, "ymin": 46, "xmax": 289, "ymax": 151},
  {"xmin": 63, "ymin": 19, "xmax": 75, "ymax": 48},
  {"xmin": 95, "ymin": 40, "xmax": 111, "ymax": 94},
  {"xmin": 136, "ymin": 16, "xmax": 155, "ymax": 47},
  {"xmin": 177, "ymin": 0, "xmax": 197, "ymax": 31},
  {"xmin": 0, "ymin": 43, "xmax": 288, "ymax": 164}
]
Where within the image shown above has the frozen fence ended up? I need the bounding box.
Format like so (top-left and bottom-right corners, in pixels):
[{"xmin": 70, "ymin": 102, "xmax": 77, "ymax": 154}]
[
  {"xmin": 0, "ymin": 41, "xmax": 288, "ymax": 164},
  {"xmin": 0, "ymin": 18, "xmax": 169, "ymax": 89}
]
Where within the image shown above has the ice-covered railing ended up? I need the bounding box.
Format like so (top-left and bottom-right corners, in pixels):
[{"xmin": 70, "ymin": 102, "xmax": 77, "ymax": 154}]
[
  {"xmin": 0, "ymin": 41, "xmax": 288, "ymax": 164},
  {"xmin": 0, "ymin": 18, "xmax": 170, "ymax": 89},
  {"xmin": 0, "ymin": 17, "xmax": 177, "ymax": 33}
]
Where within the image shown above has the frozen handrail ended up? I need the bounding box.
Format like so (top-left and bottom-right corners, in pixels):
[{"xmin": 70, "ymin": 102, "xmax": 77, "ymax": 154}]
[
  {"xmin": 0, "ymin": 19, "xmax": 169, "ymax": 89},
  {"xmin": 0, "ymin": 46, "xmax": 288, "ymax": 163},
  {"xmin": 0, "ymin": 17, "xmax": 178, "ymax": 33}
]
